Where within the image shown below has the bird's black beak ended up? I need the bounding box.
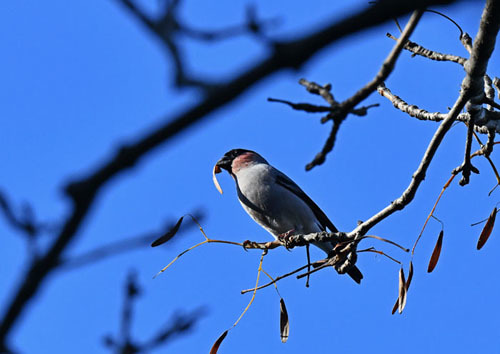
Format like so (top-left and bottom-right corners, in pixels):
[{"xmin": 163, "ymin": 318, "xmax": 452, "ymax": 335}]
[{"xmin": 215, "ymin": 155, "xmax": 232, "ymax": 172}]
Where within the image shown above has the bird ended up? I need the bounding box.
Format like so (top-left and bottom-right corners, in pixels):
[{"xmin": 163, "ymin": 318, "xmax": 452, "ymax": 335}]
[{"xmin": 214, "ymin": 148, "xmax": 363, "ymax": 284}]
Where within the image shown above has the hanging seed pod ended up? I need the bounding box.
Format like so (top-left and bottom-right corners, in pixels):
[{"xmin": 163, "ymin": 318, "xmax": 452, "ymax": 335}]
[
  {"xmin": 151, "ymin": 216, "xmax": 184, "ymax": 247},
  {"xmin": 477, "ymin": 207, "xmax": 496, "ymax": 250},
  {"xmin": 210, "ymin": 330, "xmax": 228, "ymax": 354},
  {"xmin": 280, "ymin": 298, "xmax": 290, "ymax": 343},
  {"xmin": 398, "ymin": 268, "xmax": 406, "ymax": 314},
  {"xmin": 427, "ymin": 230, "xmax": 444, "ymax": 273},
  {"xmin": 392, "ymin": 261, "xmax": 413, "ymax": 314}
]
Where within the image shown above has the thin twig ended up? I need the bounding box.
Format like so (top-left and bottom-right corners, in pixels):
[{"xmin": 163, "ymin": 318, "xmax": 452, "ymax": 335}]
[
  {"xmin": 232, "ymin": 250, "xmax": 267, "ymax": 327},
  {"xmin": 154, "ymin": 239, "xmax": 243, "ymax": 278},
  {"xmin": 296, "ymin": 261, "xmax": 333, "ymax": 280},
  {"xmin": 358, "ymin": 247, "xmax": 401, "ymax": 264},
  {"xmin": 425, "ymin": 9, "xmax": 463, "ymax": 37},
  {"xmin": 471, "ymin": 208, "xmax": 500, "ymax": 226},
  {"xmin": 241, "ymin": 264, "xmax": 310, "ymax": 294},
  {"xmin": 361, "ymin": 235, "xmax": 409, "ymax": 252},
  {"xmin": 261, "ymin": 269, "xmax": 282, "ymax": 298},
  {"xmin": 305, "ymin": 244, "xmax": 311, "ymax": 288},
  {"xmin": 413, "ymin": 134, "xmax": 500, "ymax": 254},
  {"xmin": 471, "ymin": 132, "xmax": 500, "ymax": 195},
  {"xmin": 386, "ymin": 32, "xmax": 466, "ymax": 65},
  {"xmin": 267, "ymin": 97, "xmax": 332, "ymax": 112},
  {"xmin": 0, "ymin": 192, "xmax": 41, "ymax": 238}
]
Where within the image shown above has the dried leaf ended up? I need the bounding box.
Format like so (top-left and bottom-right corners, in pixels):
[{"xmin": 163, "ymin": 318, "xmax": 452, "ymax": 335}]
[
  {"xmin": 398, "ymin": 267, "xmax": 406, "ymax": 314},
  {"xmin": 213, "ymin": 164, "xmax": 223, "ymax": 194},
  {"xmin": 427, "ymin": 230, "xmax": 444, "ymax": 273},
  {"xmin": 280, "ymin": 298, "xmax": 289, "ymax": 343},
  {"xmin": 151, "ymin": 216, "xmax": 184, "ymax": 247},
  {"xmin": 477, "ymin": 207, "xmax": 496, "ymax": 250},
  {"xmin": 210, "ymin": 330, "xmax": 228, "ymax": 354}
]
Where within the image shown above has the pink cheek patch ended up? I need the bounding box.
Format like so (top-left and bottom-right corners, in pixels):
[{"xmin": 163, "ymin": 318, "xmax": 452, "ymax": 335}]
[{"xmin": 232, "ymin": 152, "xmax": 254, "ymax": 173}]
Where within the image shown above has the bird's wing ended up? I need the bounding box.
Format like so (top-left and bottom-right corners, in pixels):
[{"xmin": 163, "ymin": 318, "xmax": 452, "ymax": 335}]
[
  {"xmin": 275, "ymin": 172, "xmax": 338, "ymax": 232},
  {"xmin": 276, "ymin": 171, "xmax": 363, "ymax": 284}
]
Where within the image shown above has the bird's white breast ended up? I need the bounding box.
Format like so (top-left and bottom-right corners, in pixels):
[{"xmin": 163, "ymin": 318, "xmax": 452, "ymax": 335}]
[{"xmin": 234, "ymin": 163, "xmax": 321, "ymax": 238}]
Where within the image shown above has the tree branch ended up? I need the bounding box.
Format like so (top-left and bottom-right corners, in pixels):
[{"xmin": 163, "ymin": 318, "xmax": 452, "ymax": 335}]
[
  {"xmin": 0, "ymin": 0, "xmax": 462, "ymax": 349},
  {"xmin": 350, "ymin": 0, "xmax": 500, "ymax": 239},
  {"xmin": 0, "ymin": 191, "xmax": 40, "ymax": 238},
  {"xmin": 306, "ymin": 9, "xmax": 424, "ymax": 170},
  {"xmin": 377, "ymin": 84, "xmax": 500, "ymax": 133},
  {"xmin": 386, "ymin": 32, "xmax": 467, "ymax": 65},
  {"xmin": 103, "ymin": 270, "xmax": 204, "ymax": 353}
]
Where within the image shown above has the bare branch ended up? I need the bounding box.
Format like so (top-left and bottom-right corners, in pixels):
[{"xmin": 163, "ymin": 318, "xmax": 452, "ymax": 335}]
[
  {"xmin": 267, "ymin": 97, "xmax": 332, "ymax": 113},
  {"xmin": 142, "ymin": 309, "xmax": 205, "ymax": 351},
  {"xmin": 117, "ymin": 0, "xmax": 215, "ymax": 89},
  {"xmin": 453, "ymin": 120, "xmax": 480, "ymax": 186},
  {"xmin": 306, "ymin": 9, "xmax": 424, "ymax": 170},
  {"xmin": 484, "ymin": 128, "xmax": 496, "ymax": 157},
  {"xmin": 358, "ymin": 247, "xmax": 402, "ymax": 264},
  {"xmin": 0, "ymin": 0, "xmax": 464, "ymax": 348},
  {"xmin": 117, "ymin": 1, "xmax": 280, "ymax": 90},
  {"xmin": 103, "ymin": 270, "xmax": 204, "ymax": 353},
  {"xmin": 484, "ymin": 75, "xmax": 496, "ymax": 108},
  {"xmin": 460, "ymin": 32, "xmax": 473, "ymax": 54},
  {"xmin": 268, "ymin": 97, "xmax": 379, "ymax": 118},
  {"xmin": 299, "ymin": 80, "xmax": 336, "ymax": 105},
  {"xmin": 493, "ymin": 77, "xmax": 500, "ymax": 99},
  {"xmin": 182, "ymin": 5, "xmax": 280, "ymax": 42},
  {"xmin": 377, "ymin": 84, "xmax": 500, "ymax": 133},
  {"xmin": 241, "ymin": 264, "xmax": 311, "ymax": 294},
  {"xmin": 351, "ymin": 0, "xmax": 500, "ymax": 239},
  {"xmin": 386, "ymin": 32, "xmax": 467, "ymax": 65},
  {"xmin": 0, "ymin": 191, "xmax": 40, "ymax": 238}
]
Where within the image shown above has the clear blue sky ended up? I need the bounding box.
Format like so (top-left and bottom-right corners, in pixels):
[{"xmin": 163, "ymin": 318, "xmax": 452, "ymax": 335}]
[{"xmin": 1, "ymin": 1, "xmax": 499, "ymax": 353}]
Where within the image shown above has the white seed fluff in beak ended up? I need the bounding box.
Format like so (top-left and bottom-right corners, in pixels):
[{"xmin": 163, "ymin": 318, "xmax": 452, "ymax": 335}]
[{"xmin": 213, "ymin": 164, "xmax": 223, "ymax": 194}]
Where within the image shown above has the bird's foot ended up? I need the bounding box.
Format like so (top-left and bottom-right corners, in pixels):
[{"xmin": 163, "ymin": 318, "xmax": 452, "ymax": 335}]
[
  {"xmin": 242, "ymin": 239, "xmax": 254, "ymax": 251},
  {"xmin": 277, "ymin": 229, "xmax": 296, "ymax": 250}
]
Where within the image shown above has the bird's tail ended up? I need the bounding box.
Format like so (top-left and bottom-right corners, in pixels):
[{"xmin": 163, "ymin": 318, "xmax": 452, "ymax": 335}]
[{"xmin": 347, "ymin": 266, "xmax": 363, "ymax": 284}]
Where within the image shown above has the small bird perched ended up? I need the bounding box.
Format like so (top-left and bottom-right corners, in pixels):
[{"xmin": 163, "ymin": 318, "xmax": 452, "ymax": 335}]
[{"xmin": 214, "ymin": 148, "xmax": 362, "ymax": 284}]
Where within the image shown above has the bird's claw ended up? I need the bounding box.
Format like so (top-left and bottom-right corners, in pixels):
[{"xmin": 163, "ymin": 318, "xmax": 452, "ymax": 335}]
[
  {"xmin": 242, "ymin": 240, "xmax": 252, "ymax": 251},
  {"xmin": 277, "ymin": 229, "xmax": 296, "ymax": 250}
]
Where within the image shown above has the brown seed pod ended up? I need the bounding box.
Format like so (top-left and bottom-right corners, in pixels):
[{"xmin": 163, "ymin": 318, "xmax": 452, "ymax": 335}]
[
  {"xmin": 210, "ymin": 330, "xmax": 228, "ymax": 354},
  {"xmin": 151, "ymin": 216, "xmax": 184, "ymax": 247},
  {"xmin": 427, "ymin": 230, "xmax": 443, "ymax": 273},
  {"xmin": 280, "ymin": 298, "xmax": 289, "ymax": 343},
  {"xmin": 477, "ymin": 207, "xmax": 496, "ymax": 250}
]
